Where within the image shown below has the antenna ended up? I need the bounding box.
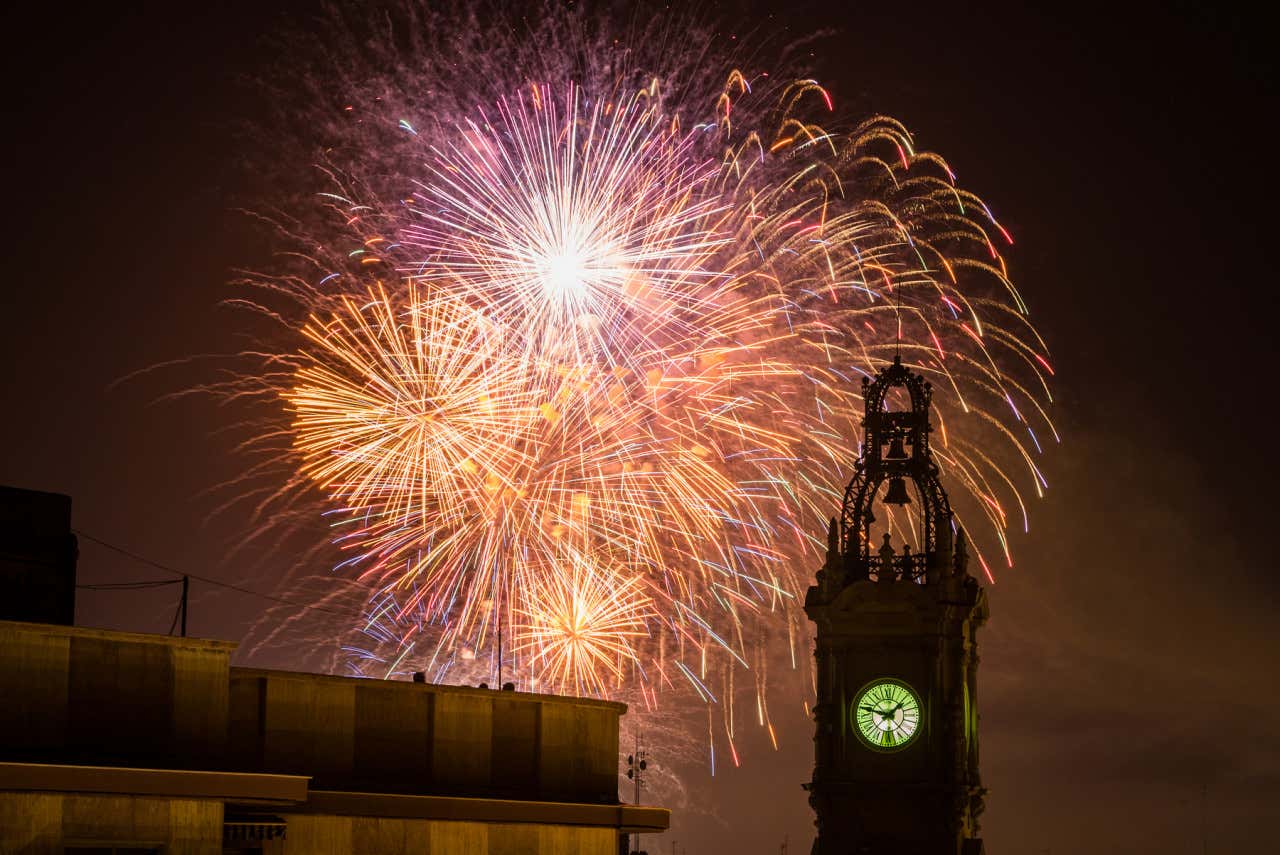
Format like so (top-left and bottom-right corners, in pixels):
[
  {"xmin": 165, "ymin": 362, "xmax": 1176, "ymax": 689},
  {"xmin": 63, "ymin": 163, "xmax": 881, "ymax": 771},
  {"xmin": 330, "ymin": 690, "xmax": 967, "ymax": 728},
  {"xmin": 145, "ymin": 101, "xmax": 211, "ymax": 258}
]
[
  {"xmin": 626, "ymin": 732, "xmax": 649, "ymax": 854},
  {"xmin": 893, "ymin": 277, "xmax": 902, "ymax": 359}
]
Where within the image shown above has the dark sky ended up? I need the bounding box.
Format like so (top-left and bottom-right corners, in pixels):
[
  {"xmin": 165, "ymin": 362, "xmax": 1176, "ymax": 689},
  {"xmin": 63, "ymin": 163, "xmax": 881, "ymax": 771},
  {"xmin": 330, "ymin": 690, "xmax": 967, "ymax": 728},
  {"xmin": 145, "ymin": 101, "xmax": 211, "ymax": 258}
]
[{"xmin": 2, "ymin": 2, "xmax": 1276, "ymax": 853}]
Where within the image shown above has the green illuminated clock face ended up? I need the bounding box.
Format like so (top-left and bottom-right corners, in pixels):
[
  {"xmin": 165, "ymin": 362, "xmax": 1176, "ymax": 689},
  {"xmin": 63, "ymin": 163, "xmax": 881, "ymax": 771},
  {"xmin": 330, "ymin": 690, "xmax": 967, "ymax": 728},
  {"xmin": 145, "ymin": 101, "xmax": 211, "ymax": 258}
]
[{"xmin": 853, "ymin": 680, "xmax": 921, "ymax": 751}]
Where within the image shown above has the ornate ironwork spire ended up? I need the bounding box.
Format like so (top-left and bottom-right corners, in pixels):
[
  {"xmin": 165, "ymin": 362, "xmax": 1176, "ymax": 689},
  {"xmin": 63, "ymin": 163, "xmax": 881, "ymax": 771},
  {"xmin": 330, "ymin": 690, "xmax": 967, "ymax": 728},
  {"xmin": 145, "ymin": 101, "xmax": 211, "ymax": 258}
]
[{"xmin": 822, "ymin": 355, "xmax": 965, "ymax": 591}]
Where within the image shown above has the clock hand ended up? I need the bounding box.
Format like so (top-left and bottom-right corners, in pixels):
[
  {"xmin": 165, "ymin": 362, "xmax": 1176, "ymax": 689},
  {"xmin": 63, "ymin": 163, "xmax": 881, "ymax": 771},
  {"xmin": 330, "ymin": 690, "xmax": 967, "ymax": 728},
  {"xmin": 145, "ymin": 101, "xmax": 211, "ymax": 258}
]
[{"xmin": 871, "ymin": 703, "xmax": 904, "ymax": 727}]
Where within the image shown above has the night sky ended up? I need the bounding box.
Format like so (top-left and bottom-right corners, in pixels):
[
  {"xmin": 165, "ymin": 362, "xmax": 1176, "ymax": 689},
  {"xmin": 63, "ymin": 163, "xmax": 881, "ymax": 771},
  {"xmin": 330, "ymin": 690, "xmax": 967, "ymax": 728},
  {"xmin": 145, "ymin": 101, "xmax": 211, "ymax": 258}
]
[{"xmin": 2, "ymin": 2, "xmax": 1276, "ymax": 853}]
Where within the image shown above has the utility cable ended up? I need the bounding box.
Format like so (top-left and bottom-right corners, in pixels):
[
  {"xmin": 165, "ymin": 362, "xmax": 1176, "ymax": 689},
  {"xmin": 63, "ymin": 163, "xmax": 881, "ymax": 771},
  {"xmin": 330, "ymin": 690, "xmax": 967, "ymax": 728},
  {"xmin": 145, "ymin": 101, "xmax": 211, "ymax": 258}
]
[
  {"xmin": 72, "ymin": 528, "xmax": 348, "ymax": 617},
  {"xmin": 77, "ymin": 579, "xmax": 182, "ymax": 591}
]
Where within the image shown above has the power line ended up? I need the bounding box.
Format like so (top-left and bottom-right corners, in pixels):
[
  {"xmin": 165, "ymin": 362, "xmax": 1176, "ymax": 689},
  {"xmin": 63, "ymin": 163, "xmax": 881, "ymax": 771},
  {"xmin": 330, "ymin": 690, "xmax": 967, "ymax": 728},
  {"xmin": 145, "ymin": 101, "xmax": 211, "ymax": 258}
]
[
  {"xmin": 77, "ymin": 579, "xmax": 181, "ymax": 591},
  {"xmin": 72, "ymin": 528, "xmax": 349, "ymax": 617}
]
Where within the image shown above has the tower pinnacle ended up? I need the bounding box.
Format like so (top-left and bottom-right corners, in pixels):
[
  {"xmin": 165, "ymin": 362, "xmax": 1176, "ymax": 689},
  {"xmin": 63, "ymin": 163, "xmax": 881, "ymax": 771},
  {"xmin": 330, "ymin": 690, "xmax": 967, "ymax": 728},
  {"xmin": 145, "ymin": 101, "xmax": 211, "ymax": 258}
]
[{"xmin": 820, "ymin": 355, "xmax": 965, "ymax": 597}]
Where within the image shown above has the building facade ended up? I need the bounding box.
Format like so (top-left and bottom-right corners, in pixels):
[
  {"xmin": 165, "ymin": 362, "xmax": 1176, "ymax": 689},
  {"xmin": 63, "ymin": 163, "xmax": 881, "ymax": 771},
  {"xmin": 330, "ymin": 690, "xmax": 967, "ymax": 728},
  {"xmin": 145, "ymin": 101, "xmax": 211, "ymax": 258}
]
[
  {"xmin": 0, "ymin": 619, "xmax": 667, "ymax": 854},
  {"xmin": 0, "ymin": 487, "xmax": 667, "ymax": 854}
]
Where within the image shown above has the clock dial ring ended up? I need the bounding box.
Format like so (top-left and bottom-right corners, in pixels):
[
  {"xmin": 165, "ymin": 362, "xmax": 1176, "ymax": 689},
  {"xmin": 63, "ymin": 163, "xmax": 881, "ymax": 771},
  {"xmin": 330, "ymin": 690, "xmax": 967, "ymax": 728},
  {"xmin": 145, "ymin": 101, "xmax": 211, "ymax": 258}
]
[{"xmin": 851, "ymin": 678, "xmax": 922, "ymax": 752}]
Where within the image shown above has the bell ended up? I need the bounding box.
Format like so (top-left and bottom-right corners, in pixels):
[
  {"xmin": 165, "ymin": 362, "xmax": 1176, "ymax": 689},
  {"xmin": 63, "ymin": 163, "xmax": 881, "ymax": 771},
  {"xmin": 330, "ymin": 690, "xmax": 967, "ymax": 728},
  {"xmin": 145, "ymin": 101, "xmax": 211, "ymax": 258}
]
[
  {"xmin": 886, "ymin": 436, "xmax": 908, "ymax": 460},
  {"xmin": 883, "ymin": 476, "xmax": 912, "ymax": 506}
]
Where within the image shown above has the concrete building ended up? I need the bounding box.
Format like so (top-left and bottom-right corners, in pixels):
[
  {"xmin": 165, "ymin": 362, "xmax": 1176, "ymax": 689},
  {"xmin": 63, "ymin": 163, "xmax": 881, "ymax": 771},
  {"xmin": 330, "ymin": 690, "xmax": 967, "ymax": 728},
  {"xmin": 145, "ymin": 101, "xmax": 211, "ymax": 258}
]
[
  {"xmin": 0, "ymin": 487, "xmax": 77, "ymax": 626},
  {"xmin": 0, "ymin": 487, "xmax": 667, "ymax": 854}
]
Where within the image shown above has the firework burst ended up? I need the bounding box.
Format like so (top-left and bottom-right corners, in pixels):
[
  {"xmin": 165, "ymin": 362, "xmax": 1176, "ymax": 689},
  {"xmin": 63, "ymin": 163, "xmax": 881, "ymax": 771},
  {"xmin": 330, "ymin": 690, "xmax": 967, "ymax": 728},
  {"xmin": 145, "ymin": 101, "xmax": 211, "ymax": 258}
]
[
  {"xmin": 513, "ymin": 551, "xmax": 654, "ymax": 697},
  {"xmin": 238, "ymin": 3, "xmax": 1055, "ymax": 748}
]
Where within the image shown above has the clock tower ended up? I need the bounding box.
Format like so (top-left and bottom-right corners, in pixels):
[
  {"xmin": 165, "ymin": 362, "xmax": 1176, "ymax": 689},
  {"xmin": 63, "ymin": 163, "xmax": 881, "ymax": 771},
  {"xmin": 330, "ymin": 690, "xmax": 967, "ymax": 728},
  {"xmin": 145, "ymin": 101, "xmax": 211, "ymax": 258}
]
[{"xmin": 805, "ymin": 356, "xmax": 988, "ymax": 855}]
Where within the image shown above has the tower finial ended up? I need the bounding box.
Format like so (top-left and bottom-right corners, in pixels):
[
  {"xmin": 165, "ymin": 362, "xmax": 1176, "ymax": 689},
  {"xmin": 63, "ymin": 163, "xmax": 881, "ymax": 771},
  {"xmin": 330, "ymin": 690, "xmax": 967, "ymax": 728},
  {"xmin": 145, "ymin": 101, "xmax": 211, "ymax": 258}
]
[
  {"xmin": 892, "ymin": 278, "xmax": 902, "ymax": 360},
  {"xmin": 830, "ymin": 357, "xmax": 952, "ymax": 588}
]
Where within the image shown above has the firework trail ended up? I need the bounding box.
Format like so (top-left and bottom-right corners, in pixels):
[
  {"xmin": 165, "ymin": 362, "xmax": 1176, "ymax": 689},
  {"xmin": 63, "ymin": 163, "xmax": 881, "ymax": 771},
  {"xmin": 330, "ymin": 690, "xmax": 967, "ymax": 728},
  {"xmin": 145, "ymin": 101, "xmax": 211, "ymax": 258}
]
[{"xmin": 231, "ymin": 3, "xmax": 1055, "ymax": 765}]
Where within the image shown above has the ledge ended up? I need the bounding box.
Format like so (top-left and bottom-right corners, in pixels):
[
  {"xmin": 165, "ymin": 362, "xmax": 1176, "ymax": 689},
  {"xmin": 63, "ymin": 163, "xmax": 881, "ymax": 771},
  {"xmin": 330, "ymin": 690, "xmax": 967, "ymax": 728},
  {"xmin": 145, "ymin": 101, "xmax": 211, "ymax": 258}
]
[
  {"xmin": 0, "ymin": 619, "xmax": 238, "ymax": 652},
  {"xmin": 0, "ymin": 763, "xmax": 670, "ymax": 832},
  {"xmin": 301, "ymin": 790, "xmax": 670, "ymax": 832},
  {"xmin": 0, "ymin": 762, "xmax": 308, "ymax": 805},
  {"xmin": 230, "ymin": 666, "xmax": 628, "ymax": 713}
]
